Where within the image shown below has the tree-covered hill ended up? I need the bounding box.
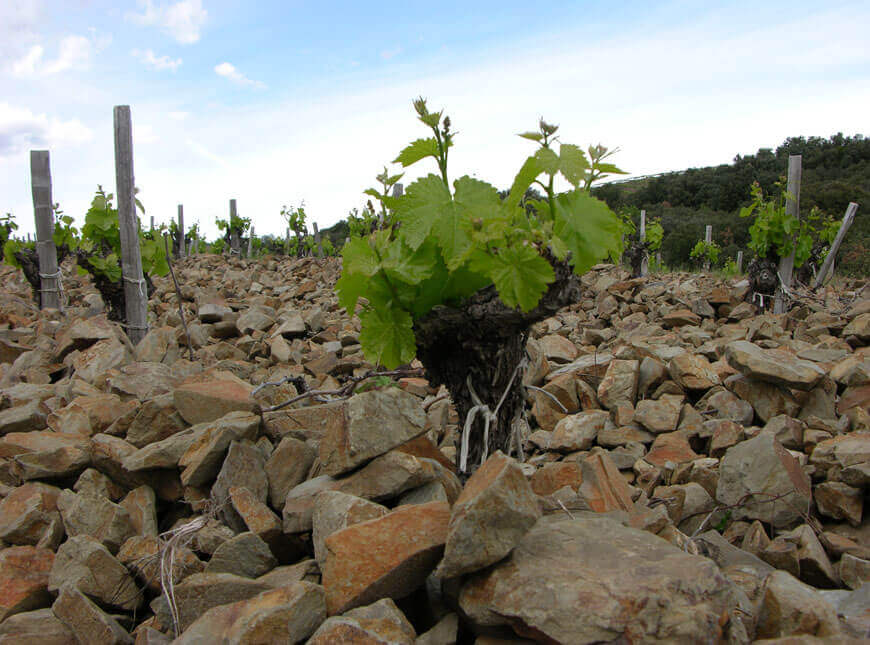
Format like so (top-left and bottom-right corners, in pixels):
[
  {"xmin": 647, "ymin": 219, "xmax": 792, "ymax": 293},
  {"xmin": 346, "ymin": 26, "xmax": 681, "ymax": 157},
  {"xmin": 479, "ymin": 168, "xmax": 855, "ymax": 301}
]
[{"xmin": 593, "ymin": 134, "xmax": 870, "ymax": 275}]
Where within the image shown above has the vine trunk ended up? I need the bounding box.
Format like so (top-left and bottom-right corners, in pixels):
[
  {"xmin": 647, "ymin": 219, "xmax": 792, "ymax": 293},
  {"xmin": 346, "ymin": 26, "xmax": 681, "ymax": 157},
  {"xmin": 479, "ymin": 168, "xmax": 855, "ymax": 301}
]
[{"xmin": 414, "ymin": 258, "xmax": 582, "ymax": 477}]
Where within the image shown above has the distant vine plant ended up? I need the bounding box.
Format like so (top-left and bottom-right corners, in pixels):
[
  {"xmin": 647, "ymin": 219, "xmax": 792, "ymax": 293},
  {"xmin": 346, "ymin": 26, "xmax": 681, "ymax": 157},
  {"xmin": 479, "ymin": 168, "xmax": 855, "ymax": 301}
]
[
  {"xmin": 740, "ymin": 181, "xmax": 839, "ymax": 268},
  {"xmin": 690, "ymin": 239, "xmax": 721, "ymax": 268},
  {"xmin": 336, "ymin": 98, "xmax": 626, "ymax": 369},
  {"xmin": 75, "ymin": 186, "xmax": 169, "ymax": 320}
]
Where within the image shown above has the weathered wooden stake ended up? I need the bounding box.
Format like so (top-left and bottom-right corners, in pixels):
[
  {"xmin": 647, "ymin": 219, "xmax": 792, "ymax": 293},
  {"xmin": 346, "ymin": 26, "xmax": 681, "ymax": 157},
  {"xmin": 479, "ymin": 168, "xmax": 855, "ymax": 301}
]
[
  {"xmin": 313, "ymin": 222, "xmax": 322, "ymax": 257},
  {"xmin": 639, "ymin": 209, "xmax": 648, "ymax": 277},
  {"xmin": 150, "ymin": 215, "xmax": 155, "ymax": 231},
  {"xmin": 30, "ymin": 150, "xmax": 61, "ymax": 310},
  {"xmin": 285, "ymin": 227, "xmax": 291, "ymax": 255},
  {"xmin": 704, "ymin": 224, "xmax": 712, "ymax": 271},
  {"xmin": 814, "ymin": 202, "xmax": 859, "ymax": 288},
  {"xmin": 177, "ymin": 205, "xmax": 184, "ymax": 258},
  {"xmin": 774, "ymin": 155, "xmax": 802, "ymax": 314},
  {"xmin": 229, "ymin": 199, "xmax": 240, "ymax": 254},
  {"xmin": 247, "ymin": 226, "xmax": 254, "ymax": 258},
  {"xmin": 736, "ymin": 250, "xmax": 744, "ymax": 273},
  {"xmin": 114, "ymin": 105, "xmax": 148, "ymax": 344}
]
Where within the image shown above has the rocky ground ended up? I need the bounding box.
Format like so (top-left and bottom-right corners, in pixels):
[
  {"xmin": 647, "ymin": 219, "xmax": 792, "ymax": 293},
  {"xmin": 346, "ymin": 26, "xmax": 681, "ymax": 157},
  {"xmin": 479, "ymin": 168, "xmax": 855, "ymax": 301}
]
[{"xmin": 0, "ymin": 253, "xmax": 868, "ymax": 644}]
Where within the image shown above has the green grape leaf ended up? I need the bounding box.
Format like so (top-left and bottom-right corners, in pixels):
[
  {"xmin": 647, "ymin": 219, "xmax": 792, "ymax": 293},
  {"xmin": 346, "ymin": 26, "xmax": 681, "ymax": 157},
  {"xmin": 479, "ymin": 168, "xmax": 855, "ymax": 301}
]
[
  {"xmin": 439, "ymin": 260, "xmax": 491, "ymax": 305},
  {"xmin": 558, "ymin": 144, "xmax": 589, "ymax": 188},
  {"xmin": 506, "ymin": 156, "xmax": 543, "ymax": 210},
  {"xmin": 518, "ymin": 132, "xmax": 543, "ymax": 142},
  {"xmin": 394, "ymin": 174, "xmax": 452, "ymax": 250},
  {"xmin": 382, "ymin": 237, "xmax": 439, "ymax": 285},
  {"xmin": 534, "ymin": 147, "xmax": 560, "ymax": 175},
  {"xmin": 359, "ymin": 306, "xmax": 416, "ymax": 369},
  {"xmin": 479, "ymin": 245, "xmax": 554, "ymax": 312},
  {"xmin": 554, "ymin": 190, "xmax": 622, "ymax": 275},
  {"xmin": 594, "ymin": 163, "xmax": 628, "ymax": 176},
  {"xmin": 341, "ymin": 236, "xmax": 381, "ymax": 277},
  {"xmin": 432, "ymin": 202, "xmax": 471, "ymax": 270},
  {"xmin": 393, "ymin": 138, "xmax": 440, "ymax": 168},
  {"xmin": 363, "ymin": 188, "xmax": 385, "ymax": 201},
  {"xmin": 549, "ymin": 234, "xmax": 570, "ymax": 261}
]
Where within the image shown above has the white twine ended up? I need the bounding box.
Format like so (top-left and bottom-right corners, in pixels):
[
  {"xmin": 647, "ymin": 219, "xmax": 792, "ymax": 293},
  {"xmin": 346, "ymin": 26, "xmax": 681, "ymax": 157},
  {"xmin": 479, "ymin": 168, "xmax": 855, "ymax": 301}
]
[
  {"xmin": 459, "ymin": 357, "xmax": 528, "ymax": 473},
  {"xmin": 123, "ymin": 275, "xmax": 147, "ymax": 300},
  {"xmin": 38, "ymin": 268, "xmax": 65, "ymax": 311},
  {"xmin": 159, "ymin": 515, "xmax": 208, "ymax": 638}
]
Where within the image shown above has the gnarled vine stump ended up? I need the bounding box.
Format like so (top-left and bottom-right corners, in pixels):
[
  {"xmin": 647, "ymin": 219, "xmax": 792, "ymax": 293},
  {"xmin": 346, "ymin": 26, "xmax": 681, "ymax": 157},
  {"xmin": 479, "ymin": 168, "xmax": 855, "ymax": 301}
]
[{"xmin": 414, "ymin": 259, "xmax": 581, "ymax": 476}]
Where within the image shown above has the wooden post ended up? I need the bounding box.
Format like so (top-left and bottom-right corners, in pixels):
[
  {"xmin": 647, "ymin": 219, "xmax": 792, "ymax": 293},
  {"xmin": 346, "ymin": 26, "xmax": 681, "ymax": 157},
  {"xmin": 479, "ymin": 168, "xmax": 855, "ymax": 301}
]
[
  {"xmin": 814, "ymin": 202, "xmax": 859, "ymax": 288},
  {"xmin": 177, "ymin": 205, "xmax": 184, "ymax": 258},
  {"xmin": 774, "ymin": 155, "xmax": 802, "ymax": 314},
  {"xmin": 229, "ymin": 199, "xmax": 240, "ymax": 255},
  {"xmin": 639, "ymin": 209, "xmax": 648, "ymax": 277},
  {"xmin": 704, "ymin": 225, "xmax": 712, "ymax": 271},
  {"xmin": 113, "ymin": 105, "xmax": 148, "ymax": 344},
  {"xmin": 313, "ymin": 222, "xmax": 322, "ymax": 257},
  {"xmin": 26, "ymin": 233, "xmax": 31, "ymax": 243},
  {"xmin": 655, "ymin": 251, "xmax": 661, "ymax": 269},
  {"xmin": 150, "ymin": 215, "xmax": 154, "ymax": 231},
  {"xmin": 392, "ymin": 183, "xmax": 404, "ymax": 198},
  {"xmin": 247, "ymin": 225, "xmax": 254, "ymax": 258},
  {"xmin": 285, "ymin": 227, "xmax": 291, "ymax": 255},
  {"xmin": 30, "ymin": 151, "xmax": 61, "ymax": 310},
  {"xmin": 736, "ymin": 250, "xmax": 744, "ymax": 273}
]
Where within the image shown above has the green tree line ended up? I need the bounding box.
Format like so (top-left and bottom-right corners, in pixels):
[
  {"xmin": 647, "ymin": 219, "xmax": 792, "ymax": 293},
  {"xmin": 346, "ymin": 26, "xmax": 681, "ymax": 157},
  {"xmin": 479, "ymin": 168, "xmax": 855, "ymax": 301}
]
[{"xmin": 592, "ymin": 133, "xmax": 870, "ymax": 275}]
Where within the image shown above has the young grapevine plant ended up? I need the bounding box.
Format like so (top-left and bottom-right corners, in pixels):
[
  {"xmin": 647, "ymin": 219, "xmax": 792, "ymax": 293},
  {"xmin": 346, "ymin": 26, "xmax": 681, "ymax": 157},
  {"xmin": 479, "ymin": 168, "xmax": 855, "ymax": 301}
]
[
  {"xmin": 740, "ymin": 181, "xmax": 839, "ymax": 269},
  {"xmin": 690, "ymin": 239, "xmax": 721, "ymax": 268},
  {"xmin": 336, "ymin": 98, "xmax": 625, "ymax": 369}
]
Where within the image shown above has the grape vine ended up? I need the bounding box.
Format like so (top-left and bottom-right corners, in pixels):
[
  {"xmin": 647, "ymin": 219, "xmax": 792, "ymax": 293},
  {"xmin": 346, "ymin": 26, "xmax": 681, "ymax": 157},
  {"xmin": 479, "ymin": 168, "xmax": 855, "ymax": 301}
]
[{"xmin": 336, "ymin": 98, "xmax": 626, "ymax": 369}]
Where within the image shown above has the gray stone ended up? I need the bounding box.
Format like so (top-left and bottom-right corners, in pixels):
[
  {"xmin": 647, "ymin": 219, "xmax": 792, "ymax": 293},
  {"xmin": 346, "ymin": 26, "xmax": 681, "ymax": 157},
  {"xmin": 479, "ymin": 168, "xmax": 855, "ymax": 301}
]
[
  {"xmin": 724, "ymin": 340, "xmax": 825, "ymax": 391},
  {"xmin": 320, "ymin": 388, "xmax": 427, "ymax": 477},
  {"xmin": 51, "ymin": 586, "xmax": 132, "ymax": 645},
  {"xmin": 716, "ymin": 432, "xmax": 812, "ymax": 529},
  {"xmin": 458, "ymin": 514, "xmax": 739, "ymax": 643},
  {"xmin": 204, "ymin": 532, "xmax": 277, "ymax": 578}
]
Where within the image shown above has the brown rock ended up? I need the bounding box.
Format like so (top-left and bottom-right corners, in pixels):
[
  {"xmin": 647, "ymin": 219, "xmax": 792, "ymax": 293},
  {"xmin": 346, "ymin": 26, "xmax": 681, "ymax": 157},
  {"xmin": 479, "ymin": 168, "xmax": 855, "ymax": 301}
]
[
  {"xmin": 0, "ymin": 482, "xmax": 61, "ymax": 545},
  {"xmin": 178, "ymin": 412, "xmax": 260, "ymax": 487},
  {"xmin": 717, "ymin": 432, "xmax": 812, "ymax": 529},
  {"xmin": 308, "ymin": 598, "xmax": 415, "ymax": 645},
  {"xmin": 458, "ymin": 514, "xmax": 738, "ymax": 643},
  {"xmin": 645, "ymin": 431, "xmax": 700, "ymax": 468},
  {"xmin": 175, "ymin": 581, "xmax": 326, "ymax": 645},
  {"xmin": 549, "ymin": 410, "xmax": 608, "ymax": 452},
  {"xmin": 311, "ymin": 491, "xmax": 388, "ymax": 566},
  {"xmin": 173, "ymin": 374, "xmax": 256, "ymax": 425},
  {"xmin": 815, "ymin": 482, "xmax": 863, "ymax": 527},
  {"xmin": 725, "ymin": 374, "xmax": 800, "ymax": 423},
  {"xmin": 756, "ymin": 570, "xmax": 841, "ymax": 639},
  {"xmin": 0, "ymin": 608, "xmax": 76, "ymax": 644},
  {"xmin": 48, "ymin": 535, "xmax": 140, "ymax": 611},
  {"xmin": 596, "ymin": 359, "xmax": 638, "ymax": 409},
  {"xmin": 669, "ymin": 352, "xmax": 720, "ymax": 390},
  {"xmin": 633, "ymin": 394, "xmax": 682, "ymax": 433},
  {"xmin": 52, "ymin": 586, "xmax": 132, "ymax": 645},
  {"xmin": 322, "ymin": 501, "xmax": 450, "ymax": 615},
  {"xmin": 725, "ymin": 341, "xmax": 825, "ymax": 391},
  {"xmin": 576, "ymin": 452, "xmax": 634, "ymax": 513},
  {"xmin": 57, "ymin": 489, "xmax": 135, "ymax": 554},
  {"xmin": 436, "ymin": 452, "xmax": 540, "ymax": 579},
  {"xmin": 529, "ymin": 461, "xmax": 582, "ymax": 495},
  {"xmin": 320, "ymin": 388, "xmax": 427, "ymax": 477},
  {"xmin": 265, "ymin": 436, "xmax": 316, "ymax": 510},
  {"xmin": 0, "ymin": 546, "xmax": 54, "ymax": 621}
]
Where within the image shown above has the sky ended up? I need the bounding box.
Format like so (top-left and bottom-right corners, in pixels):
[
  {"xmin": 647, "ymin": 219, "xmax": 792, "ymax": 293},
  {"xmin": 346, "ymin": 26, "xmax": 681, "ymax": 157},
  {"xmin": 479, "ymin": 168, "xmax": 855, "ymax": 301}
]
[{"xmin": 1, "ymin": 0, "xmax": 868, "ymax": 241}]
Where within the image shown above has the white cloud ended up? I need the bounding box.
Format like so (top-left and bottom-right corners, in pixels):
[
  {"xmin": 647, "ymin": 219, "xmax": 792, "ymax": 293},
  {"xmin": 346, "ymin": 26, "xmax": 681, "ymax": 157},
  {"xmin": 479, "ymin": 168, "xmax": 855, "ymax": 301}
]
[
  {"xmin": 0, "ymin": 103, "xmax": 92, "ymax": 156},
  {"xmin": 132, "ymin": 48, "xmax": 182, "ymax": 71},
  {"xmin": 380, "ymin": 47, "xmax": 402, "ymax": 61},
  {"xmin": 11, "ymin": 35, "xmax": 92, "ymax": 77},
  {"xmin": 214, "ymin": 62, "xmax": 266, "ymax": 89},
  {"xmin": 128, "ymin": 0, "xmax": 207, "ymax": 45},
  {"xmin": 168, "ymin": 111, "xmax": 189, "ymax": 120}
]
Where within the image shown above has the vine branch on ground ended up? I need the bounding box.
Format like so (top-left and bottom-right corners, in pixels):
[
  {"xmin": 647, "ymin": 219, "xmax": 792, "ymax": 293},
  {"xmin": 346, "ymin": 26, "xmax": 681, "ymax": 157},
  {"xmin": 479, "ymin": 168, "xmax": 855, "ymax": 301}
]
[{"xmin": 252, "ymin": 367, "xmax": 424, "ymax": 412}]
